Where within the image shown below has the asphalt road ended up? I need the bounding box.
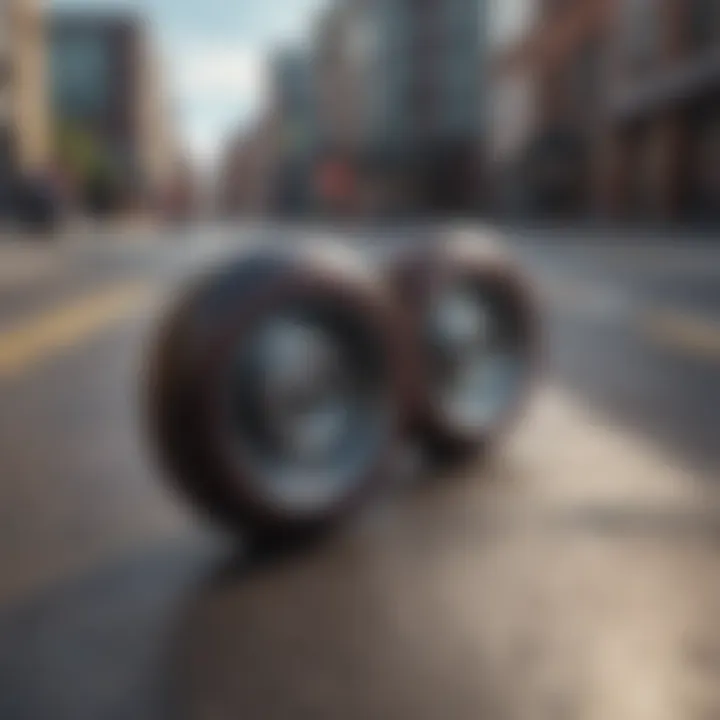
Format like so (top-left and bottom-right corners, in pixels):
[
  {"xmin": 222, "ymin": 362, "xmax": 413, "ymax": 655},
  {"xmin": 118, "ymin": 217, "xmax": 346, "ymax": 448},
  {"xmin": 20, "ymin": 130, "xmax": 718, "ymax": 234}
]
[{"xmin": 1, "ymin": 223, "xmax": 720, "ymax": 720}]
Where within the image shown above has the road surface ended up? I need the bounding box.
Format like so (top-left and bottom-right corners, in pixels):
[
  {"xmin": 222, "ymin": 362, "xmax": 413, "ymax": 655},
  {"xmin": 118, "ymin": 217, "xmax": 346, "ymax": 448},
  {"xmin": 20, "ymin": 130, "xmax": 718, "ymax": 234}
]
[{"xmin": 1, "ymin": 224, "xmax": 720, "ymax": 720}]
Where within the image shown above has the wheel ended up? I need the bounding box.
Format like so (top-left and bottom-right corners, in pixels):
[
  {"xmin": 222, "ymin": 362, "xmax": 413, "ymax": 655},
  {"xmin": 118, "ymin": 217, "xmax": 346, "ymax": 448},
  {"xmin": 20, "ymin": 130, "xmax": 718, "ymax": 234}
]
[
  {"xmin": 386, "ymin": 230, "xmax": 540, "ymax": 465},
  {"xmin": 147, "ymin": 245, "xmax": 413, "ymax": 539}
]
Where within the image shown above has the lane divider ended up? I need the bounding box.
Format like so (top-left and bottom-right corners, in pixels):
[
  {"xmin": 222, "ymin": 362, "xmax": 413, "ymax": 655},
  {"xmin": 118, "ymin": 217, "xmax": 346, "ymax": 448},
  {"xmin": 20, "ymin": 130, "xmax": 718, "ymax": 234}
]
[
  {"xmin": 641, "ymin": 308, "xmax": 720, "ymax": 359},
  {"xmin": 540, "ymin": 272, "xmax": 720, "ymax": 361},
  {"xmin": 0, "ymin": 282, "xmax": 155, "ymax": 379}
]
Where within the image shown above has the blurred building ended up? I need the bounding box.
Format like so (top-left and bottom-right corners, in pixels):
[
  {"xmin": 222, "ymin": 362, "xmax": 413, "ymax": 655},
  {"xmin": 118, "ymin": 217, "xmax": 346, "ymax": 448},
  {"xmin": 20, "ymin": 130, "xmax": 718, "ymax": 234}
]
[
  {"xmin": 162, "ymin": 152, "xmax": 200, "ymax": 221},
  {"xmin": 490, "ymin": 0, "xmax": 720, "ymax": 224},
  {"xmin": 218, "ymin": 107, "xmax": 282, "ymax": 217},
  {"xmin": 315, "ymin": 2, "xmax": 364, "ymax": 155},
  {"xmin": 487, "ymin": 0, "xmax": 539, "ymax": 215},
  {"xmin": 220, "ymin": 0, "xmax": 490, "ymax": 220},
  {"xmin": 606, "ymin": 0, "xmax": 720, "ymax": 222},
  {"xmin": 491, "ymin": 0, "xmax": 615, "ymax": 218},
  {"xmin": 137, "ymin": 39, "xmax": 178, "ymax": 214},
  {"xmin": 313, "ymin": 0, "xmax": 366, "ymax": 215},
  {"xmin": 270, "ymin": 48, "xmax": 318, "ymax": 216},
  {"xmin": 50, "ymin": 11, "xmax": 175, "ymax": 214},
  {"xmin": 218, "ymin": 48, "xmax": 315, "ymax": 219},
  {"xmin": 0, "ymin": 0, "xmax": 51, "ymax": 217},
  {"xmin": 356, "ymin": 0, "xmax": 487, "ymax": 214}
]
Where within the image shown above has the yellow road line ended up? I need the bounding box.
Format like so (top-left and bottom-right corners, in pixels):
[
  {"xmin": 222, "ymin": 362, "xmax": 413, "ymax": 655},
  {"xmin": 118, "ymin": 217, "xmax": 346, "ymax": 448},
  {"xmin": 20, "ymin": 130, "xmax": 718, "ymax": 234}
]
[
  {"xmin": 642, "ymin": 308, "xmax": 720, "ymax": 359},
  {"xmin": 0, "ymin": 282, "xmax": 155, "ymax": 379}
]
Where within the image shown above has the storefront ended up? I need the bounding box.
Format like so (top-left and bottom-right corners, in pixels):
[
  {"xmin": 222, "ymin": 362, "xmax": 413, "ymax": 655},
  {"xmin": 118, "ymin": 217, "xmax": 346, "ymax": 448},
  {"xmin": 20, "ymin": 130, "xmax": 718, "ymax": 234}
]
[
  {"xmin": 686, "ymin": 95, "xmax": 720, "ymax": 220},
  {"xmin": 524, "ymin": 128, "xmax": 590, "ymax": 217},
  {"xmin": 0, "ymin": 125, "xmax": 15, "ymax": 218}
]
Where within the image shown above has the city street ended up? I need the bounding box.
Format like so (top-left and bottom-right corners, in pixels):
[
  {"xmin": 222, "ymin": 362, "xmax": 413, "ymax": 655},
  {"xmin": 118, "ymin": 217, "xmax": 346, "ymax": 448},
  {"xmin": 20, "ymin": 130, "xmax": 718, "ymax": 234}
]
[{"xmin": 1, "ymin": 224, "xmax": 720, "ymax": 719}]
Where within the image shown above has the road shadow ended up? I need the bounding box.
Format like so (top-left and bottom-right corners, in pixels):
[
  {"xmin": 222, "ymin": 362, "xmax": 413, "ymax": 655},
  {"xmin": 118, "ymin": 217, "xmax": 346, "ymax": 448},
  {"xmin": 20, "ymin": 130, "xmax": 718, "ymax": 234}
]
[
  {"xmin": 0, "ymin": 448, "xmax": 506, "ymax": 720},
  {"xmin": 0, "ymin": 529, "xmax": 332, "ymax": 720},
  {"xmin": 10, "ymin": 448, "xmax": 720, "ymax": 719}
]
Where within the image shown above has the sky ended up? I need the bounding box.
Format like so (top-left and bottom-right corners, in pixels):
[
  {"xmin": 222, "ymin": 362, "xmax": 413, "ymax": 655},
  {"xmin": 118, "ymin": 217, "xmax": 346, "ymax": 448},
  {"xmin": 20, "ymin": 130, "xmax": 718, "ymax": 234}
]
[{"xmin": 51, "ymin": 0, "xmax": 330, "ymax": 167}]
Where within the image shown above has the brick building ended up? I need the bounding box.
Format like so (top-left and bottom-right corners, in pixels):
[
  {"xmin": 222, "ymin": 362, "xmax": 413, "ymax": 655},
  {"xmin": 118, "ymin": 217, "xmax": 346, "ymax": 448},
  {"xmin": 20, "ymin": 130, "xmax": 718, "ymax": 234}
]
[
  {"xmin": 606, "ymin": 0, "xmax": 720, "ymax": 222},
  {"xmin": 491, "ymin": 0, "xmax": 720, "ymax": 223},
  {"xmin": 491, "ymin": 0, "xmax": 616, "ymax": 217}
]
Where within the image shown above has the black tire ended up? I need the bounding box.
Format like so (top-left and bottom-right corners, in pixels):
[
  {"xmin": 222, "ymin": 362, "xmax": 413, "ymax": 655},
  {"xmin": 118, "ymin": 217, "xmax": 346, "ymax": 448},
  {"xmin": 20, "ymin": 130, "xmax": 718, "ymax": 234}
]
[
  {"xmin": 147, "ymin": 246, "xmax": 413, "ymax": 539},
  {"xmin": 386, "ymin": 231, "xmax": 540, "ymax": 467}
]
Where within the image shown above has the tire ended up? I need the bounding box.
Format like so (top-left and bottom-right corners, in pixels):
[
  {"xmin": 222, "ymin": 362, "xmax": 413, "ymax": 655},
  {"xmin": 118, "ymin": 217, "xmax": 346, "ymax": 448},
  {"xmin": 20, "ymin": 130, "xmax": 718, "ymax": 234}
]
[
  {"xmin": 146, "ymin": 245, "xmax": 413, "ymax": 539},
  {"xmin": 385, "ymin": 230, "xmax": 540, "ymax": 466}
]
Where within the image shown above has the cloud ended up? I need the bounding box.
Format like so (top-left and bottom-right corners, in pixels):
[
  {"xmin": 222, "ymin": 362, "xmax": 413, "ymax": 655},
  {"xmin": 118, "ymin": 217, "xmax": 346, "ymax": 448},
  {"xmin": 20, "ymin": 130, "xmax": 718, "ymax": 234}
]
[{"xmin": 172, "ymin": 45, "xmax": 268, "ymax": 105}]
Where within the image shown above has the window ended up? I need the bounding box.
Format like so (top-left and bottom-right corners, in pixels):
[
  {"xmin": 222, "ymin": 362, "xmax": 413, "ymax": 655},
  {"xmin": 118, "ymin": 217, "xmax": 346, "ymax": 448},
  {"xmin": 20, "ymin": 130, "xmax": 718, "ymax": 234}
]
[
  {"xmin": 491, "ymin": 0, "xmax": 536, "ymax": 49},
  {"xmin": 621, "ymin": 0, "xmax": 663, "ymax": 75},
  {"xmin": 51, "ymin": 32, "xmax": 112, "ymax": 119},
  {"xmin": 689, "ymin": 0, "xmax": 720, "ymax": 49},
  {"xmin": 571, "ymin": 40, "xmax": 603, "ymax": 123}
]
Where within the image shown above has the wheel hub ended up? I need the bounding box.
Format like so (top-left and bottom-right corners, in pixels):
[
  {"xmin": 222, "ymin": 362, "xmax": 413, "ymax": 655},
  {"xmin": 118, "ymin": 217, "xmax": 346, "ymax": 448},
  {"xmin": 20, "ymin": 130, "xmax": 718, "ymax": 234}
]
[
  {"xmin": 429, "ymin": 284, "xmax": 524, "ymax": 431},
  {"xmin": 257, "ymin": 320, "xmax": 353, "ymax": 462},
  {"xmin": 224, "ymin": 305, "xmax": 391, "ymax": 513}
]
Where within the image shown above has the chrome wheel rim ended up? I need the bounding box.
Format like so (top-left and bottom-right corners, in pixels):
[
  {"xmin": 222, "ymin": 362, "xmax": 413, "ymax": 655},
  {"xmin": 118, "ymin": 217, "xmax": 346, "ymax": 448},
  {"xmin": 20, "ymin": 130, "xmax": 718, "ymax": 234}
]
[
  {"xmin": 224, "ymin": 304, "xmax": 391, "ymax": 514},
  {"xmin": 428, "ymin": 282, "xmax": 527, "ymax": 432}
]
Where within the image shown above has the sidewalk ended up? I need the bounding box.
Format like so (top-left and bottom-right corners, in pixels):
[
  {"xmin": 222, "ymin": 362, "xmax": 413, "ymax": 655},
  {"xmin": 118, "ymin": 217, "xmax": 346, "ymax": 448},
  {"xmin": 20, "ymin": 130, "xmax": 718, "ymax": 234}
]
[
  {"xmin": 0, "ymin": 240, "xmax": 65, "ymax": 292},
  {"xmin": 0, "ymin": 215, "xmax": 160, "ymax": 294},
  {"xmin": 0, "ymin": 215, "xmax": 163, "ymax": 247}
]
